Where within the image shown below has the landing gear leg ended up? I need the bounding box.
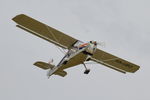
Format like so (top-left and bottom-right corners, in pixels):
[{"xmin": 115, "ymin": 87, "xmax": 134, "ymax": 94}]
[{"xmin": 83, "ymin": 63, "xmax": 90, "ymax": 74}]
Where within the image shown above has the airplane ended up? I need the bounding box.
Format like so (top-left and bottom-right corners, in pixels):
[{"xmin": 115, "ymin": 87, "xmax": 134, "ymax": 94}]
[{"xmin": 12, "ymin": 14, "xmax": 140, "ymax": 78}]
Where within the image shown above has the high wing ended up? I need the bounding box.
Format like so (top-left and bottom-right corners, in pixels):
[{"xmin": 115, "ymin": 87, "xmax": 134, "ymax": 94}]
[
  {"xmin": 91, "ymin": 49, "xmax": 140, "ymax": 73},
  {"xmin": 12, "ymin": 14, "xmax": 77, "ymax": 49}
]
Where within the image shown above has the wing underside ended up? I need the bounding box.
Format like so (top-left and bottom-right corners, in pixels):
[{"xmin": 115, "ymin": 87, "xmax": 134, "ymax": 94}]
[
  {"xmin": 12, "ymin": 14, "xmax": 77, "ymax": 49},
  {"xmin": 91, "ymin": 49, "xmax": 140, "ymax": 73}
]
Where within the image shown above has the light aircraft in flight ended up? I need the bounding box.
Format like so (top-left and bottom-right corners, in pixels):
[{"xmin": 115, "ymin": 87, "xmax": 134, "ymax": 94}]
[{"xmin": 12, "ymin": 14, "xmax": 140, "ymax": 78}]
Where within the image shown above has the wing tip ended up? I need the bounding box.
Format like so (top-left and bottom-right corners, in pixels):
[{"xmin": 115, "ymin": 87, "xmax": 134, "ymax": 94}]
[
  {"xmin": 33, "ymin": 61, "xmax": 50, "ymax": 70},
  {"xmin": 130, "ymin": 65, "xmax": 140, "ymax": 73},
  {"xmin": 12, "ymin": 14, "xmax": 26, "ymax": 21}
]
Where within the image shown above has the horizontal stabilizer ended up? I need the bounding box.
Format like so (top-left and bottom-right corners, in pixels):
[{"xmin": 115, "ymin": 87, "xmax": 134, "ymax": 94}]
[
  {"xmin": 34, "ymin": 61, "xmax": 54, "ymax": 70},
  {"xmin": 54, "ymin": 70, "xmax": 67, "ymax": 77}
]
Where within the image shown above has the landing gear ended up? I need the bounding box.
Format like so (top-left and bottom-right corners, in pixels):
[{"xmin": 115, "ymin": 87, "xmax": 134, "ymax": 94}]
[
  {"xmin": 84, "ymin": 69, "xmax": 90, "ymax": 74},
  {"xmin": 83, "ymin": 63, "xmax": 90, "ymax": 74},
  {"xmin": 63, "ymin": 58, "xmax": 69, "ymax": 64},
  {"xmin": 63, "ymin": 60, "xmax": 68, "ymax": 64}
]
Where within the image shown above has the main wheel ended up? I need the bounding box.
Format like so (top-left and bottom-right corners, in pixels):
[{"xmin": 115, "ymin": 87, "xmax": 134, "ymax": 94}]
[
  {"xmin": 84, "ymin": 69, "xmax": 90, "ymax": 74},
  {"xmin": 63, "ymin": 61, "xmax": 68, "ymax": 64}
]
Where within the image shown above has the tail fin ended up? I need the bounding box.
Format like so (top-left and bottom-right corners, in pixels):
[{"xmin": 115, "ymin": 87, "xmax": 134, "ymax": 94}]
[{"xmin": 34, "ymin": 61, "xmax": 54, "ymax": 70}]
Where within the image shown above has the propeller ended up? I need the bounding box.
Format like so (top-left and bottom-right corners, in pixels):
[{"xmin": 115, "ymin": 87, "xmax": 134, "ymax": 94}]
[{"xmin": 97, "ymin": 41, "xmax": 106, "ymax": 47}]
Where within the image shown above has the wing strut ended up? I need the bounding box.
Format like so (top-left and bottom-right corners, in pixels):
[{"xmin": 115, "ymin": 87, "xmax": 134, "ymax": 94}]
[{"xmin": 45, "ymin": 25, "xmax": 66, "ymax": 54}]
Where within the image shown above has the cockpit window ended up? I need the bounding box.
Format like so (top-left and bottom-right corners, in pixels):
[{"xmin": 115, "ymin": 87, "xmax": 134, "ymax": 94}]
[{"xmin": 73, "ymin": 40, "xmax": 84, "ymax": 47}]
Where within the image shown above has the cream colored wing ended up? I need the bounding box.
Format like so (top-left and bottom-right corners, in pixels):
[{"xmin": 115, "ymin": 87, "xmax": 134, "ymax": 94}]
[
  {"xmin": 91, "ymin": 49, "xmax": 140, "ymax": 73},
  {"xmin": 12, "ymin": 14, "xmax": 77, "ymax": 49}
]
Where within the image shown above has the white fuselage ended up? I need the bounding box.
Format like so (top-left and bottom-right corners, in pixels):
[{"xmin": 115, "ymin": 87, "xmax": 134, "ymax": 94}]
[
  {"xmin": 47, "ymin": 41, "xmax": 97, "ymax": 77},
  {"xmin": 85, "ymin": 42, "xmax": 97, "ymax": 54},
  {"xmin": 59, "ymin": 41, "xmax": 97, "ymax": 66}
]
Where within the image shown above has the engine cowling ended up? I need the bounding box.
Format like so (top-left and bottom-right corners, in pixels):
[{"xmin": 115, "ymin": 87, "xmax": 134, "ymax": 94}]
[{"xmin": 85, "ymin": 41, "xmax": 97, "ymax": 54}]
